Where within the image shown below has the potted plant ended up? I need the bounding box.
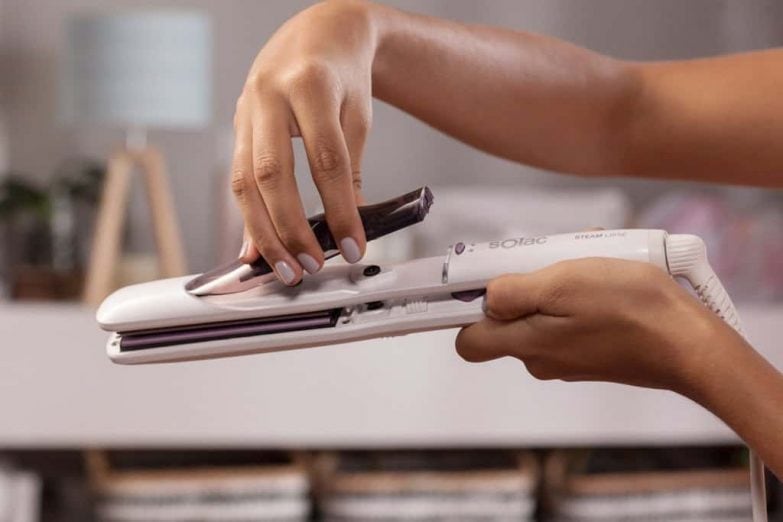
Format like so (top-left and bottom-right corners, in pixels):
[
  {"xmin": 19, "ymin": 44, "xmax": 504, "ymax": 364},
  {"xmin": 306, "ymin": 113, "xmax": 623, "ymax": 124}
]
[{"xmin": 0, "ymin": 159, "xmax": 104, "ymax": 300}]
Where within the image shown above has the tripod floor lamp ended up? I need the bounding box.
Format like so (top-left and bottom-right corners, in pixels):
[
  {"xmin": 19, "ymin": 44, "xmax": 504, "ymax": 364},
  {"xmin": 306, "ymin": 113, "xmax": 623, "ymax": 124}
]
[{"xmin": 62, "ymin": 10, "xmax": 212, "ymax": 306}]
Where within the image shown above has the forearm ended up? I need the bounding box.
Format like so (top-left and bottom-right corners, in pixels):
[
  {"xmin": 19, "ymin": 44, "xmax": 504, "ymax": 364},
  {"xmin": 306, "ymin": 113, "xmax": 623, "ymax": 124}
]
[
  {"xmin": 363, "ymin": 2, "xmax": 783, "ymax": 186},
  {"xmin": 367, "ymin": 2, "xmax": 635, "ymax": 177},
  {"xmin": 624, "ymin": 51, "xmax": 783, "ymax": 186},
  {"xmin": 684, "ymin": 331, "xmax": 783, "ymax": 479}
]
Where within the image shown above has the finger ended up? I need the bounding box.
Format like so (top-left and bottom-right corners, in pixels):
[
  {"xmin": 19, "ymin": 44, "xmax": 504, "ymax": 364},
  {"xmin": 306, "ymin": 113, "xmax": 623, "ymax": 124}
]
[
  {"xmin": 484, "ymin": 273, "xmax": 546, "ymax": 321},
  {"xmin": 455, "ymin": 318, "xmax": 533, "ymax": 363},
  {"xmin": 291, "ymin": 88, "xmax": 366, "ymax": 263},
  {"xmin": 341, "ymin": 96, "xmax": 371, "ymax": 205},
  {"xmin": 230, "ymin": 115, "xmax": 302, "ymax": 285},
  {"xmin": 231, "ymin": 130, "xmax": 260, "ymax": 264},
  {"xmin": 251, "ymin": 100, "xmax": 323, "ymax": 274}
]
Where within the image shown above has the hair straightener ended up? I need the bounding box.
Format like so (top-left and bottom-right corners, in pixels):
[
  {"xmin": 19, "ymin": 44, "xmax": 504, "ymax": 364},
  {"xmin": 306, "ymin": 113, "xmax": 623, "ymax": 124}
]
[{"xmin": 96, "ymin": 186, "xmax": 767, "ymax": 521}]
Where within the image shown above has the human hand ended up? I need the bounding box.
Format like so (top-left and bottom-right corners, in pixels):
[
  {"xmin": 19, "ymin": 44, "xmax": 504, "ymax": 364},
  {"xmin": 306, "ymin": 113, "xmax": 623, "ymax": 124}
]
[
  {"xmin": 455, "ymin": 257, "xmax": 739, "ymax": 394},
  {"xmin": 231, "ymin": 0, "xmax": 377, "ymax": 284}
]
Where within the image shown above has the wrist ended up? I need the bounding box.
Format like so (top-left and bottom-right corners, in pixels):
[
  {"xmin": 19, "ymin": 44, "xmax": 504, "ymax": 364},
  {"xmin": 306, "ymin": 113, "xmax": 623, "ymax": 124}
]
[
  {"xmin": 675, "ymin": 319, "xmax": 753, "ymax": 407},
  {"xmin": 677, "ymin": 319, "xmax": 783, "ymax": 477},
  {"xmin": 317, "ymin": 0, "xmax": 391, "ymax": 80},
  {"xmin": 366, "ymin": 2, "xmax": 407, "ymax": 99}
]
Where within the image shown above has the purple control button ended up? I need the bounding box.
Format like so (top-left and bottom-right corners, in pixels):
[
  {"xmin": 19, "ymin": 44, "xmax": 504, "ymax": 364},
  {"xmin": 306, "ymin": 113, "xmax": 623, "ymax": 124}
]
[
  {"xmin": 451, "ymin": 289, "xmax": 486, "ymax": 302},
  {"xmin": 455, "ymin": 242, "xmax": 465, "ymax": 255}
]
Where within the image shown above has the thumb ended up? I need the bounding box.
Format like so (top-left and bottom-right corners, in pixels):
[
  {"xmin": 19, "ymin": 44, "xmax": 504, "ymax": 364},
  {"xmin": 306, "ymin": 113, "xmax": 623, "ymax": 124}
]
[
  {"xmin": 455, "ymin": 319, "xmax": 527, "ymax": 363},
  {"xmin": 484, "ymin": 273, "xmax": 544, "ymax": 321}
]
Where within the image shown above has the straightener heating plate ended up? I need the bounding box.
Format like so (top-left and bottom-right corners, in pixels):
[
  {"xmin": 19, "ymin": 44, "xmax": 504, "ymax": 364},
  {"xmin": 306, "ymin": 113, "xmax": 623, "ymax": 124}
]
[{"xmin": 118, "ymin": 309, "xmax": 341, "ymax": 352}]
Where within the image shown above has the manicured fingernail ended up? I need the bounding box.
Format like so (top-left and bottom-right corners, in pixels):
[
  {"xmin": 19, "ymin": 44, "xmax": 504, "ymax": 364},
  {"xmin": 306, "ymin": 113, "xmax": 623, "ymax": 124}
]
[
  {"xmin": 274, "ymin": 260, "xmax": 296, "ymax": 285},
  {"xmin": 340, "ymin": 237, "xmax": 362, "ymax": 263},
  {"xmin": 297, "ymin": 253, "xmax": 320, "ymax": 274},
  {"xmin": 238, "ymin": 240, "xmax": 249, "ymax": 259}
]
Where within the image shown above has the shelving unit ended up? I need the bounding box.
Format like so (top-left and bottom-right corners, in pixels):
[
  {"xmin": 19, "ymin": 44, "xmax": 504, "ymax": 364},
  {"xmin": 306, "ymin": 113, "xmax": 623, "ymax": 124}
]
[{"xmin": 1, "ymin": 302, "xmax": 780, "ymax": 449}]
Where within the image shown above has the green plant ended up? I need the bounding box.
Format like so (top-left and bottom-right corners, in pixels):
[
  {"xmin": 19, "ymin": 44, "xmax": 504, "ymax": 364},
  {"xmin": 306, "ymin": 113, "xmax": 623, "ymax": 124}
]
[
  {"xmin": 0, "ymin": 158, "xmax": 105, "ymax": 269},
  {"xmin": 0, "ymin": 159, "xmax": 104, "ymax": 223},
  {"xmin": 52, "ymin": 158, "xmax": 105, "ymax": 204},
  {"xmin": 0, "ymin": 175, "xmax": 49, "ymax": 221}
]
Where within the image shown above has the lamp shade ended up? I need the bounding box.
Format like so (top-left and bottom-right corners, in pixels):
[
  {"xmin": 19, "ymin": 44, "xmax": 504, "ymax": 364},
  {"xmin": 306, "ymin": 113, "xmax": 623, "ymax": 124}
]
[{"xmin": 61, "ymin": 10, "xmax": 211, "ymax": 129}]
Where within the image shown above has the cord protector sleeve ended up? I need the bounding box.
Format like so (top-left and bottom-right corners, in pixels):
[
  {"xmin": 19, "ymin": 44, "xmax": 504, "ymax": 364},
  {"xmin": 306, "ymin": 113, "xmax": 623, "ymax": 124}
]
[{"xmin": 666, "ymin": 234, "xmax": 766, "ymax": 522}]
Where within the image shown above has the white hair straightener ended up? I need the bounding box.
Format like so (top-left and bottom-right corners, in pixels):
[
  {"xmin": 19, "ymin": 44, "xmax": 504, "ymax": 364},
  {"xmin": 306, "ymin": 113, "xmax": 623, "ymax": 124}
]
[{"xmin": 96, "ymin": 186, "xmax": 767, "ymax": 521}]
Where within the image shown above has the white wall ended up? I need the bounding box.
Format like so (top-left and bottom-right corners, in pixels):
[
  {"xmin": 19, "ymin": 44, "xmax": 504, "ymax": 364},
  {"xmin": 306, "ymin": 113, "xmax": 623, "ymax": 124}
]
[
  {"xmin": 3, "ymin": 0, "xmax": 782, "ymax": 270},
  {"xmin": 723, "ymin": 2, "xmax": 783, "ymax": 50}
]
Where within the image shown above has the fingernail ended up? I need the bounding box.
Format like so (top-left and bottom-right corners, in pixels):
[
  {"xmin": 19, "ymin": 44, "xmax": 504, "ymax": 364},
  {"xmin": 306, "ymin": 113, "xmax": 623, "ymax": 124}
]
[
  {"xmin": 238, "ymin": 240, "xmax": 249, "ymax": 259},
  {"xmin": 340, "ymin": 237, "xmax": 362, "ymax": 264},
  {"xmin": 297, "ymin": 253, "xmax": 321, "ymax": 274},
  {"xmin": 274, "ymin": 260, "xmax": 296, "ymax": 285},
  {"xmin": 481, "ymin": 294, "xmax": 488, "ymax": 314}
]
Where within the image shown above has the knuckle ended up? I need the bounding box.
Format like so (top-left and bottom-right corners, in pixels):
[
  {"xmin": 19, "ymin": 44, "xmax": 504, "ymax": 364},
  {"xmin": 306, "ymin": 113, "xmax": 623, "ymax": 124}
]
[
  {"xmin": 230, "ymin": 171, "xmax": 250, "ymax": 200},
  {"xmin": 485, "ymin": 276, "xmax": 515, "ymax": 313},
  {"xmin": 253, "ymin": 154, "xmax": 283, "ymax": 189},
  {"xmin": 289, "ymin": 60, "xmax": 335, "ymax": 91},
  {"xmin": 234, "ymin": 93, "xmax": 251, "ymax": 118},
  {"xmin": 351, "ymin": 173, "xmax": 363, "ymax": 192},
  {"xmin": 485, "ymin": 280, "xmax": 503, "ymax": 314},
  {"xmin": 310, "ymin": 142, "xmax": 345, "ymax": 184},
  {"xmin": 243, "ymin": 73, "xmax": 269, "ymax": 95},
  {"xmin": 542, "ymin": 280, "xmax": 571, "ymax": 308},
  {"xmin": 541, "ymin": 263, "xmax": 582, "ymax": 305}
]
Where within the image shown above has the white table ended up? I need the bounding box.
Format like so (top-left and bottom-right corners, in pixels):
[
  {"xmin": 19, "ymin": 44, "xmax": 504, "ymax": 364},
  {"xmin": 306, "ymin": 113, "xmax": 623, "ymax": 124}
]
[{"xmin": 0, "ymin": 303, "xmax": 780, "ymax": 448}]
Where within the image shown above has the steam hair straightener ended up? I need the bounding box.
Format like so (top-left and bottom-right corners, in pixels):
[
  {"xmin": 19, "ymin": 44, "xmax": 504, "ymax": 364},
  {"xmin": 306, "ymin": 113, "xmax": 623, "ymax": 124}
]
[
  {"xmin": 98, "ymin": 226, "xmax": 738, "ymax": 364},
  {"xmin": 96, "ymin": 187, "xmax": 766, "ymax": 521}
]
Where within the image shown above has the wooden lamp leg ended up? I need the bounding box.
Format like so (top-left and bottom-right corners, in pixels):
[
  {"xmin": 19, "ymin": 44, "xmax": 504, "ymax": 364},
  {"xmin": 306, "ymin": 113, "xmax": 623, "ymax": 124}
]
[
  {"xmin": 82, "ymin": 151, "xmax": 134, "ymax": 307},
  {"xmin": 139, "ymin": 147, "xmax": 188, "ymax": 278},
  {"xmin": 82, "ymin": 146, "xmax": 188, "ymax": 307}
]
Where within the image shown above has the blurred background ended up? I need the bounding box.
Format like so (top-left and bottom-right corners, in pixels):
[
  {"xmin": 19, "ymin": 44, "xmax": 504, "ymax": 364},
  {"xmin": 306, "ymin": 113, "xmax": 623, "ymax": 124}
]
[{"xmin": 0, "ymin": 1, "xmax": 781, "ymax": 520}]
